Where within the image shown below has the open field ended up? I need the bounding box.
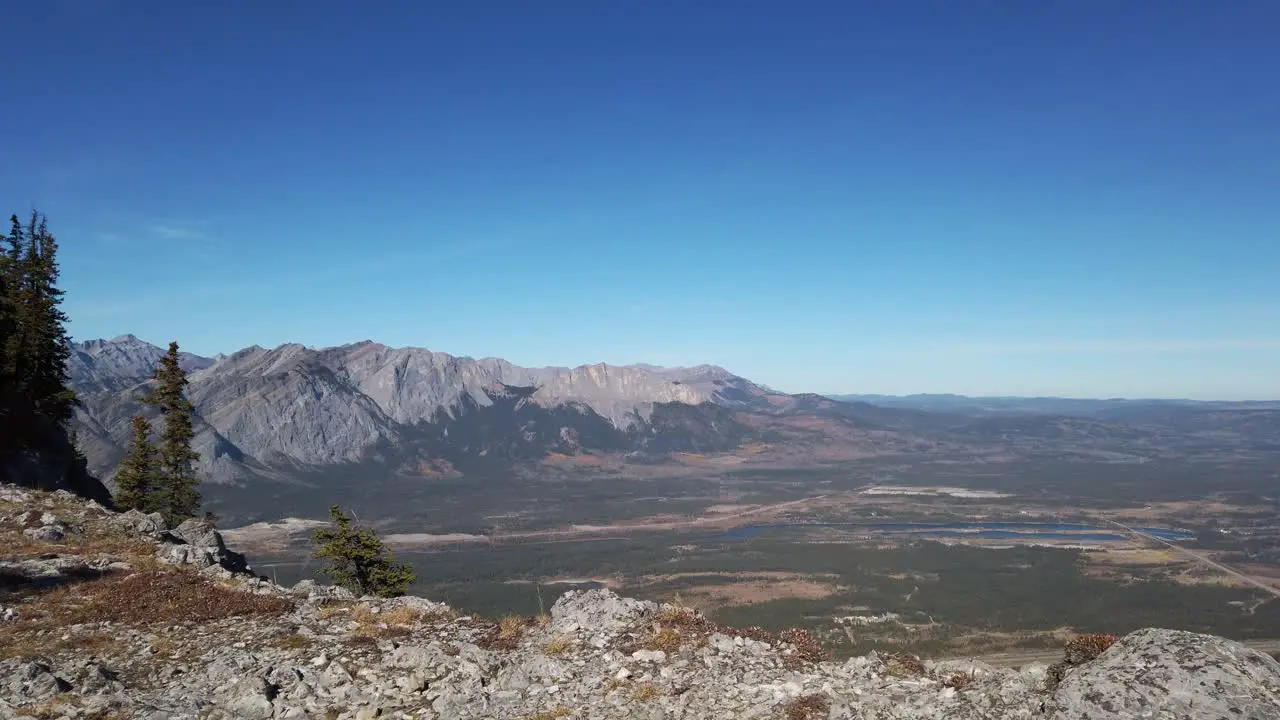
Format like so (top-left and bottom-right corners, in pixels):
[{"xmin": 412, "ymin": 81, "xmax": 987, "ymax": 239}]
[{"xmin": 217, "ymin": 454, "xmax": 1280, "ymax": 659}]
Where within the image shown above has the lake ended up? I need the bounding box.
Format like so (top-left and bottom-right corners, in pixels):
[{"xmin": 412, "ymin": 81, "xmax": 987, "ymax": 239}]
[{"xmin": 714, "ymin": 521, "xmax": 1194, "ymax": 543}]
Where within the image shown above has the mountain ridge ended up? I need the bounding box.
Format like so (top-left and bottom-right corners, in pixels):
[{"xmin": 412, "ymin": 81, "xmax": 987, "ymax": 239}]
[{"xmin": 67, "ymin": 335, "xmax": 790, "ymax": 485}]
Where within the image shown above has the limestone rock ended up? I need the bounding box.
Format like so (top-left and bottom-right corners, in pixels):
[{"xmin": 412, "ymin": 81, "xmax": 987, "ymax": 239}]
[
  {"xmin": 1048, "ymin": 627, "xmax": 1280, "ymax": 719},
  {"xmin": 115, "ymin": 509, "xmax": 167, "ymax": 535},
  {"xmin": 5, "ymin": 483, "xmax": 1280, "ymax": 720},
  {"xmin": 20, "ymin": 525, "xmax": 63, "ymax": 542}
]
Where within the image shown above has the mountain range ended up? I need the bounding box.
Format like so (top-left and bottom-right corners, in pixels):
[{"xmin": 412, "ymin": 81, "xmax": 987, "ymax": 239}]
[
  {"xmin": 70, "ymin": 336, "xmax": 1280, "ymax": 491},
  {"xmin": 831, "ymin": 394, "xmax": 1280, "ymax": 418},
  {"xmin": 67, "ymin": 335, "xmax": 856, "ymax": 486}
]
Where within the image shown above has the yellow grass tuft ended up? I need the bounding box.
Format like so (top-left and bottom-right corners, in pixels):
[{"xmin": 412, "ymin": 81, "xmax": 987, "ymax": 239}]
[
  {"xmin": 543, "ymin": 634, "xmax": 575, "ymax": 656},
  {"xmin": 630, "ymin": 682, "xmax": 662, "ymax": 702}
]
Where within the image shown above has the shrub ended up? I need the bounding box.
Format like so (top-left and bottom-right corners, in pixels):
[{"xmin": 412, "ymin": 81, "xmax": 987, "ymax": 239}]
[
  {"xmin": 643, "ymin": 627, "xmax": 683, "ymax": 653},
  {"xmin": 942, "ymin": 671, "xmax": 975, "ymax": 690},
  {"xmin": 779, "ymin": 628, "xmax": 827, "ymax": 667},
  {"xmin": 782, "ymin": 694, "xmax": 830, "ymax": 720},
  {"xmin": 481, "ymin": 614, "xmax": 531, "ymax": 651},
  {"xmin": 311, "ymin": 505, "xmax": 415, "ymax": 598},
  {"xmin": 1063, "ymin": 633, "xmax": 1118, "ymax": 665},
  {"xmin": 543, "ymin": 635, "xmax": 575, "ymax": 656},
  {"xmin": 883, "ymin": 651, "xmax": 926, "ymax": 678}
]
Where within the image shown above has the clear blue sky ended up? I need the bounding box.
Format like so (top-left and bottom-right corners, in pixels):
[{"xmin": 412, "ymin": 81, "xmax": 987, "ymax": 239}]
[{"xmin": 3, "ymin": 1, "xmax": 1278, "ymax": 399}]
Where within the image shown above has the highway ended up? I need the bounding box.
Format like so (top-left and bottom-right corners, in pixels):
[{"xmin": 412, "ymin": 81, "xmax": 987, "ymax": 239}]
[{"xmin": 1100, "ymin": 519, "xmax": 1280, "ymax": 598}]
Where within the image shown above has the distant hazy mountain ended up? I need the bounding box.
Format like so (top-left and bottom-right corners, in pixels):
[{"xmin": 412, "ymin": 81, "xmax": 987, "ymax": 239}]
[{"xmin": 827, "ymin": 393, "xmax": 1280, "ymax": 419}]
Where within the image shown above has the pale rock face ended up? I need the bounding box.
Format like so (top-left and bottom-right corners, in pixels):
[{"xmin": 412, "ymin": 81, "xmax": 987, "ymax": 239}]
[
  {"xmin": 67, "ymin": 336, "xmax": 774, "ymax": 480},
  {"xmin": 68, "ymin": 334, "xmax": 214, "ymax": 393},
  {"xmin": 1049, "ymin": 627, "xmax": 1280, "ymax": 719}
]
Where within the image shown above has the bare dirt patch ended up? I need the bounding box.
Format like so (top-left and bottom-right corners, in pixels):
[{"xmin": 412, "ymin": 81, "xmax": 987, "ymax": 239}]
[
  {"xmin": 220, "ymin": 517, "xmax": 329, "ymax": 554},
  {"xmin": 687, "ymin": 579, "xmax": 835, "ymax": 607},
  {"xmin": 635, "ymin": 572, "xmax": 839, "ymax": 609}
]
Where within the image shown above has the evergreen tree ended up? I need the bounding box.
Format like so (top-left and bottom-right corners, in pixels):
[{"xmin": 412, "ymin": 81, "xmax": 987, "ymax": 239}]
[
  {"xmin": 2, "ymin": 215, "xmax": 28, "ymax": 389},
  {"xmin": 113, "ymin": 416, "xmax": 158, "ymax": 512},
  {"xmin": 0, "ymin": 230, "xmax": 13, "ymax": 442},
  {"xmin": 312, "ymin": 505, "xmax": 416, "ymax": 597},
  {"xmin": 22, "ymin": 212, "xmax": 76, "ymax": 423},
  {"xmin": 143, "ymin": 342, "xmax": 201, "ymax": 525},
  {"xmin": 0, "ymin": 210, "xmax": 110, "ymax": 502}
]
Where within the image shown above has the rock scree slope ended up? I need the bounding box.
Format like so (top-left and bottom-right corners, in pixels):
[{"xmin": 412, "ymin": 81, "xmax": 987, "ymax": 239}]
[{"xmin": 3, "ymin": 483, "xmax": 1279, "ymax": 719}]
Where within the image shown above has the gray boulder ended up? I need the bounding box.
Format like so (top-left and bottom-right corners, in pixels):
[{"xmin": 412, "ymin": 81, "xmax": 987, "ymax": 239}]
[
  {"xmin": 307, "ymin": 584, "xmax": 356, "ymax": 604},
  {"xmin": 157, "ymin": 543, "xmax": 216, "ymax": 568},
  {"xmin": 154, "ymin": 518, "xmax": 250, "ymax": 574},
  {"xmin": 549, "ymin": 588, "xmax": 657, "ymax": 637},
  {"xmin": 115, "ymin": 509, "xmax": 166, "ymax": 535},
  {"xmin": 172, "ymin": 518, "xmax": 225, "ymax": 552},
  {"xmin": 1049, "ymin": 627, "xmax": 1280, "ymax": 719},
  {"xmin": 21, "ymin": 525, "xmax": 63, "ymax": 542}
]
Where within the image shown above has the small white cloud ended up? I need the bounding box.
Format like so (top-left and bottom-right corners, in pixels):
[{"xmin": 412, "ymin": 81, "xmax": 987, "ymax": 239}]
[{"xmin": 148, "ymin": 224, "xmax": 206, "ymax": 242}]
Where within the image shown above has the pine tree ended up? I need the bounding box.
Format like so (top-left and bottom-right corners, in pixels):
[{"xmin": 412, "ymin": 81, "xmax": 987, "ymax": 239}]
[
  {"xmin": 23, "ymin": 212, "xmax": 76, "ymax": 424},
  {"xmin": 312, "ymin": 505, "xmax": 416, "ymax": 597},
  {"xmin": 144, "ymin": 342, "xmax": 201, "ymax": 525},
  {"xmin": 0, "ymin": 210, "xmax": 109, "ymax": 502},
  {"xmin": 2, "ymin": 215, "xmax": 28, "ymax": 388},
  {"xmin": 0, "ymin": 228, "xmax": 14, "ymax": 444},
  {"xmin": 113, "ymin": 416, "xmax": 158, "ymax": 512}
]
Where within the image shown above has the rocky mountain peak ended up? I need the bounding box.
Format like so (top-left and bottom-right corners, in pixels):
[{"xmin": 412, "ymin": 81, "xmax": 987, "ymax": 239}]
[{"xmin": 68, "ymin": 335, "xmax": 792, "ymax": 482}]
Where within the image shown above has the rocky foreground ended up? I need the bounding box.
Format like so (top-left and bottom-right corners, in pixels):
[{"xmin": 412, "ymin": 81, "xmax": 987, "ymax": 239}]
[{"xmin": 2, "ymin": 485, "xmax": 1279, "ymax": 720}]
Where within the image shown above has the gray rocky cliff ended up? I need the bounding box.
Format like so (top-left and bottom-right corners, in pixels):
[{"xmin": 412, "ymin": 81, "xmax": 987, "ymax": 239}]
[{"xmin": 68, "ymin": 336, "xmax": 776, "ymax": 482}]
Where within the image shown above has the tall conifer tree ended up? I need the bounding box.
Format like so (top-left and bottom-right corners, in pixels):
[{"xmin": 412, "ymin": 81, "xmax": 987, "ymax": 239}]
[
  {"xmin": 113, "ymin": 416, "xmax": 158, "ymax": 512},
  {"xmin": 144, "ymin": 342, "xmax": 201, "ymax": 524},
  {"xmin": 23, "ymin": 212, "xmax": 76, "ymax": 423}
]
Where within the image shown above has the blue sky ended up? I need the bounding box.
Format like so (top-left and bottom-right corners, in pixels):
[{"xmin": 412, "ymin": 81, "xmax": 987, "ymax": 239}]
[{"xmin": 3, "ymin": 1, "xmax": 1278, "ymax": 399}]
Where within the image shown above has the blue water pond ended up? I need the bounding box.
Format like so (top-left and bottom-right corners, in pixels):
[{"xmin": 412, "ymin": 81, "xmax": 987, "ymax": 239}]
[{"xmin": 714, "ymin": 521, "xmax": 1193, "ymax": 543}]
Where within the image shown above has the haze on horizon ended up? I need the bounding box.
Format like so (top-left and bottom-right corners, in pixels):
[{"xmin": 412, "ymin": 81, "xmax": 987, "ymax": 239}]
[{"xmin": 5, "ymin": 1, "xmax": 1278, "ymax": 401}]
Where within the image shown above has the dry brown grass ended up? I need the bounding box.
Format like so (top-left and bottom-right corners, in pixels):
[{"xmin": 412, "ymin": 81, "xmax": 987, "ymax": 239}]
[
  {"xmin": 274, "ymin": 633, "xmax": 314, "ymax": 650},
  {"xmin": 518, "ymin": 708, "xmax": 572, "ymax": 720},
  {"xmin": 147, "ymin": 636, "xmax": 177, "ymax": 659},
  {"xmin": 942, "ymin": 671, "xmax": 976, "ymax": 690},
  {"xmin": 22, "ymin": 694, "xmax": 81, "ymax": 720},
  {"xmin": 543, "ymin": 634, "xmax": 575, "ymax": 656},
  {"xmin": 602, "ymin": 677, "xmax": 630, "ymax": 695},
  {"xmin": 0, "ymin": 520, "xmax": 157, "ymax": 565},
  {"xmin": 20, "ymin": 570, "xmax": 292, "ymax": 628},
  {"xmin": 1064, "ymin": 633, "xmax": 1118, "ymax": 665},
  {"xmin": 347, "ymin": 603, "xmax": 416, "ymax": 640},
  {"xmin": 351, "ymin": 603, "xmax": 378, "ymax": 625},
  {"xmin": 480, "ymin": 614, "xmax": 531, "ymax": 651},
  {"xmin": 630, "ymin": 682, "xmax": 662, "ymax": 702},
  {"xmin": 0, "ymin": 627, "xmax": 123, "ymax": 662},
  {"xmin": 781, "ymin": 694, "xmax": 830, "ymax": 720},
  {"xmin": 643, "ymin": 626, "xmax": 683, "ymax": 653},
  {"xmin": 381, "ymin": 605, "xmax": 423, "ymax": 626},
  {"xmin": 316, "ymin": 602, "xmax": 355, "ymax": 620},
  {"xmin": 83, "ymin": 710, "xmax": 130, "ymax": 720},
  {"xmin": 883, "ymin": 651, "xmax": 927, "ymax": 678},
  {"xmin": 778, "ymin": 628, "xmax": 827, "ymax": 668}
]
